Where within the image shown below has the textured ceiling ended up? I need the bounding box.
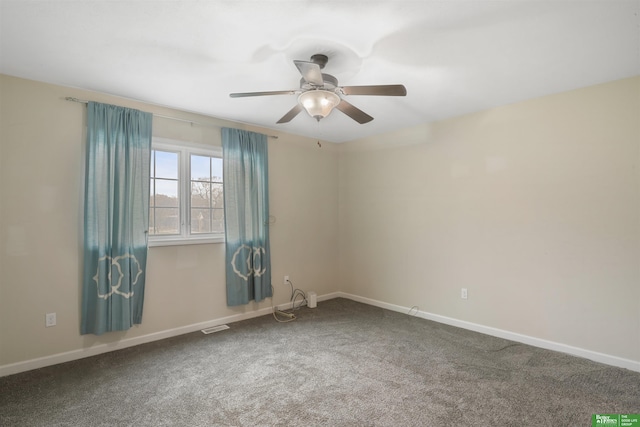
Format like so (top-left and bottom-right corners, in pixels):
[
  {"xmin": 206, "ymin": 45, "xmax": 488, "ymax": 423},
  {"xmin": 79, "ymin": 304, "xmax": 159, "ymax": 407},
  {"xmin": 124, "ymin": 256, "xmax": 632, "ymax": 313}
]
[{"xmin": 1, "ymin": 1, "xmax": 638, "ymax": 143}]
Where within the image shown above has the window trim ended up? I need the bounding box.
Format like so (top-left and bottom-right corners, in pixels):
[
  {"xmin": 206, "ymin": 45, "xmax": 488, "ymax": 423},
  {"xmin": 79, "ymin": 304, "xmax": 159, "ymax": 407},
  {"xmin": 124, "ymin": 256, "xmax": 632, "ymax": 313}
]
[{"xmin": 149, "ymin": 137, "xmax": 224, "ymax": 247}]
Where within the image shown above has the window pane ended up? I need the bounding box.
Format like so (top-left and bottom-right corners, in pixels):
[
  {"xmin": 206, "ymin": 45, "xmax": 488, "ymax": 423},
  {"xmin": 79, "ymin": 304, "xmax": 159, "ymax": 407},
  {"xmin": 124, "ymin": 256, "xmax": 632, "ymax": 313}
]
[
  {"xmin": 155, "ymin": 179, "xmax": 178, "ymax": 206},
  {"xmin": 191, "ymin": 209, "xmax": 211, "ymax": 234},
  {"xmin": 155, "ymin": 151, "xmax": 178, "ymax": 179},
  {"xmin": 191, "ymin": 155, "xmax": 210, "ymax": 181},
  {"xmin": 150, "ymin": 140, "xmax": 224, "ymax": 243},
  {"xmin": 212, "ymin": 209, "xmax": 224, "ymax": 233},
  {"xmin": 150, "ymin": 151, "xmax": 155, "ymax": 177},
  {"xmin": 211, "ymin": 183, "xmax": 224, "ymax": 209},
  {"xmin": 191, "ymin": 182, "xmax": 210, "ymax": 208},
  {"xmin": 153, "ymin": 207, "xmax": 179, "ymax": 235},
  {"xmin": 211, "ymin": 158, "xmax": 223, "ymax": 182},
  {"xmin": 149, "ymin": 207, "xmax": 155, "ymax": 232}
]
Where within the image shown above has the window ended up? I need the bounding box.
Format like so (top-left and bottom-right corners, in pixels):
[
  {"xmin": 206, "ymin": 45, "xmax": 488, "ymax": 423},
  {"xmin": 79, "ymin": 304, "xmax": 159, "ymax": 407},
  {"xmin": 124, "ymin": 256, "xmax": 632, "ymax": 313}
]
[{"xmin": 149, "ymin": 138, "xmax": 224, "ymax": 246}]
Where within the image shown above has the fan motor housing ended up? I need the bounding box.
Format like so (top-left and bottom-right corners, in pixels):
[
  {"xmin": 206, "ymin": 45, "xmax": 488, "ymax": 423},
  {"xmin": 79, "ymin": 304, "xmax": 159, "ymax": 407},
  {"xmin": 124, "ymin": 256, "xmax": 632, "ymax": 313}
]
[
  {"xmin": 300, "ymin": 73, "xmax": 338, "ymax": 91},
  {"xmin": 310, "ymin": 54, "xmax": 329, "ymax": 69}
]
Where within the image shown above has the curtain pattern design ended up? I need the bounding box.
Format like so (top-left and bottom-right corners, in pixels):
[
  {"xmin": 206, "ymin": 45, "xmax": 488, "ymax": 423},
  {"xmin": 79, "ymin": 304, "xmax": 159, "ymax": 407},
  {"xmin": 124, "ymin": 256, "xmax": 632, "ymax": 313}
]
[
  {"xmin": 81, "ymin": 102, "xmax": 152, "ymax": 335},
  {"xmin": 222, "ymin": 128, "xmax": 272, "ymax": 306}
]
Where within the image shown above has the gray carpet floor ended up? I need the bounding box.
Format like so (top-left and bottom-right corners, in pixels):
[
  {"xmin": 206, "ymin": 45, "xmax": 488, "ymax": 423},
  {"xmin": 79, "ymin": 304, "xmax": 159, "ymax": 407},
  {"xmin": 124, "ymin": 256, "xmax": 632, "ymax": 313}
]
[{"xmin": 1, "ymin": 298, "xmax": 639, "ymax": 426}]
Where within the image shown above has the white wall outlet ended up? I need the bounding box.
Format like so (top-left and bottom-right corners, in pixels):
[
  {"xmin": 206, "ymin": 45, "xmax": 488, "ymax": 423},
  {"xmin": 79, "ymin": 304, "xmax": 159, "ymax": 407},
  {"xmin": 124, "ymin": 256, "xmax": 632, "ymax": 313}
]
[
  {"xmin": 45, "ymin": 312, "xmax": 56, "ymax": 327},
  {"xmin": 284, "ymin": 275, "xmax": 289, "ymax": 285},
  {"xmin": 461, "ymin": 288, "xmax": 468, "ymax": 299}
]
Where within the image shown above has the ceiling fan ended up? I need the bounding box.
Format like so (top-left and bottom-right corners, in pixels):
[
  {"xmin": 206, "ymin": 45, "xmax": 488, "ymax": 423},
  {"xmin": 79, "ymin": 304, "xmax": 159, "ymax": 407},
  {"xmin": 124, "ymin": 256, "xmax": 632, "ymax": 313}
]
[{"xmin": 229, "ymin": 54, "xmax": 407, "ymax": 124}]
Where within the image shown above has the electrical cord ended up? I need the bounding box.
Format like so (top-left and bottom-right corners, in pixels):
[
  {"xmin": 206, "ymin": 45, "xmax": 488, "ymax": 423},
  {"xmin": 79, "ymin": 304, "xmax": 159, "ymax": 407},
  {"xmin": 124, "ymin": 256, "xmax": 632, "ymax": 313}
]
[
  {"xmin": 287, "ymin": 279, "xmax": 294, "ymax": 300},
  {"xmin": 292, "ymin": 290, "xmax": 307, "ymax": 310},
  {"xmin": 271, "ymin": 279, "xmax": 311, "ymax": 323},
  {"xmin": 271, "ymin": 279, "xmax": 310, "ymax": 323},
  {"xmin": 271, "ymin": 285, "xmax": 296, "ymax": 323},
  {"xmin": 287, "ymin": 279, "xmax": 308, "ymax": 310},
  {"xmin": 407, "ymin": 306, "xmax": 420, "ymax": 316}
]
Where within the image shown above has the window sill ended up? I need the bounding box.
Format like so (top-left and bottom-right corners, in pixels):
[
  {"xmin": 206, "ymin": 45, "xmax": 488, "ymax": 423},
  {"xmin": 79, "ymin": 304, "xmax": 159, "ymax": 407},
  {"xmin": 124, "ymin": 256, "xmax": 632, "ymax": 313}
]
[{"xmin": 148, "ymin": 235, "xmax": 225, "ymax": 247}]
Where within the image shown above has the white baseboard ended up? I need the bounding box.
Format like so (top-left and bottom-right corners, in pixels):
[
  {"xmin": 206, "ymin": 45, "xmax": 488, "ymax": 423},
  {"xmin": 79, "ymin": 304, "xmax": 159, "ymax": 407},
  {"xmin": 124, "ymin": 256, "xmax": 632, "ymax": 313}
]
[
  {"xmin": 338, "ymin": 292, "xmax": 640, "ymax": 373},
  {"xmin": 0, "ymin": 305, "xmax": 275, "ymax": 378},
  {"xmin": 275, "ymin": 291, "xmax": 340, "ymax": 311},
  {"xmin": 1, "ymin": 291, "xmax": 345, "ymax": 377},
  {"xmin": 2, "ymin": 291, "xmax": 638, "ymax": 377}
]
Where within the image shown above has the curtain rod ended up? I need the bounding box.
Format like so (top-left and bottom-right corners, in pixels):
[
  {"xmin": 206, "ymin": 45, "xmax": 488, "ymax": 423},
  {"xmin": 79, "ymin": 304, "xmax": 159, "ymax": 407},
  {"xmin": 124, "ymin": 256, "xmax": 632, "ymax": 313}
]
[{"xmin": 64, "ymin": 97, "xmax": 278, "ymax": 139}]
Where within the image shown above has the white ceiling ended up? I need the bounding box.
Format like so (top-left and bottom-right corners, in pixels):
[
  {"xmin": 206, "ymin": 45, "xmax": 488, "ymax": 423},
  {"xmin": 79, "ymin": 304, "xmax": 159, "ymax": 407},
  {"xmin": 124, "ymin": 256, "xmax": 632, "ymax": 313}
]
[{"xmin": 1, "ymin": 1, "xmax": 638, "ymax": 143}]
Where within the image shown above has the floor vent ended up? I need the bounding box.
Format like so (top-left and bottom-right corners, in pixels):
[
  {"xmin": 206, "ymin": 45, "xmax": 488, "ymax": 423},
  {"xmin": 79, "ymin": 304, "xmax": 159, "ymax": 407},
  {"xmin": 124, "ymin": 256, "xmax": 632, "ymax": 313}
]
[{"xmin": 201, "ymin": 325, "xmax": 230, "ymax": 334}]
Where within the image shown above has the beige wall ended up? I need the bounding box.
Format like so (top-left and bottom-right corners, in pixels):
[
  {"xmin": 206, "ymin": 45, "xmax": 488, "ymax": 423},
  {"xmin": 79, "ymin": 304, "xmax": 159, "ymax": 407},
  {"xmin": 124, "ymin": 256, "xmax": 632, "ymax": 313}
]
[
  {"xmin": 0, "ymin": 74, "xmax": 340, "ymax": 366},
  {"xmin": 338, "ymin": 76, "xmax": 640, "ymax": 362},
  {"xmin": 1, "ymin": 73, "xmax": 638, "ymax": 371}
]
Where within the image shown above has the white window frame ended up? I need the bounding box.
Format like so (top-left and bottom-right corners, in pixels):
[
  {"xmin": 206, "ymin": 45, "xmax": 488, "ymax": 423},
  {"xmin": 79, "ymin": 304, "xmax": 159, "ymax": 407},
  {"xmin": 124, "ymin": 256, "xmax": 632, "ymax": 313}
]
[{"xmin": 149, "ymin": 137, "xmax": 224, "ymax": 247}]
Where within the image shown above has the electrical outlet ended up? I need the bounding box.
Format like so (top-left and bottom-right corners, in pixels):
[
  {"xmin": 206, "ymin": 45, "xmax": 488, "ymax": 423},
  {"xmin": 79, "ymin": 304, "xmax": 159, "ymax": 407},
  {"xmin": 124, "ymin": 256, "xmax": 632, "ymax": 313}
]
[
  {"xmin": 461, "ymin": 288, "xmax": 468, "ymax": 300},
  {"xmin": 284, "ymin": 275, "xmax": 289, "ymax": 285},
  {"xmin": 45, "ymin": 313, "xmax": 56, "ymax": 327}
]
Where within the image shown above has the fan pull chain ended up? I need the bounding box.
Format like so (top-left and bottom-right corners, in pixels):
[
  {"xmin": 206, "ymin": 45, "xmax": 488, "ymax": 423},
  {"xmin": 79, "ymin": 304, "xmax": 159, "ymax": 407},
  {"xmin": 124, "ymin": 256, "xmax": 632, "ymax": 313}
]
[{"xmin": 316, "ymin": 120, "xmax": 322, "ymax": 148}]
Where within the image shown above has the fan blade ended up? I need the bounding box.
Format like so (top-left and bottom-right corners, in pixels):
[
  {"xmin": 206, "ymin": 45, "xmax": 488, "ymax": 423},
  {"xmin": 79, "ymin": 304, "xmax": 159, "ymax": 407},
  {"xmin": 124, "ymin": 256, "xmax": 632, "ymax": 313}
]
[
  {"xmin": 335, "ymin": 100, "xmax": 374, "ymax": 124},
  {"xmin": 340, "ymin": 84, "xmax": 407, "ymax": 96},
  {"xmin": 230, "ymin": 90, "xmax": 296, "ymax": 98},
  {"xmin": 293, "ymin": 60, "xmax": 324, "ymax": 86},
  {"xmin": 276, "ymin": 104, "xmax": 304, "ymax": 124}
]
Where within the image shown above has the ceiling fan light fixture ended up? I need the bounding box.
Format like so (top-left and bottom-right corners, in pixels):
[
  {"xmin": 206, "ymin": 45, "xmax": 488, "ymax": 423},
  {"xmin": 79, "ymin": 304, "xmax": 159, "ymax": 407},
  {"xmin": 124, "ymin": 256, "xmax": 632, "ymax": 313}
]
[
  {"xmin": 298, "ymin": 90, "xmax": 341, "ymax": 121},
  {"xmin": 231, "ymin": 54, "xmax": 406, "ymax": 125}
]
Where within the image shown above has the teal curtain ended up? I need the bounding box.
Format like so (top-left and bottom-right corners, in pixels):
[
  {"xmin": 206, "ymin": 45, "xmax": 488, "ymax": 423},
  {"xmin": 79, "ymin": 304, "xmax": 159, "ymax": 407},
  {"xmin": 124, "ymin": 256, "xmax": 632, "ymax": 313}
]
[
  {"xmin": 222, "ymin": 128, "xmax": 272, "ymax": 306},
  {"xmin": 81, "ymin": 102, "xmax": 152, "ymax": 335}
]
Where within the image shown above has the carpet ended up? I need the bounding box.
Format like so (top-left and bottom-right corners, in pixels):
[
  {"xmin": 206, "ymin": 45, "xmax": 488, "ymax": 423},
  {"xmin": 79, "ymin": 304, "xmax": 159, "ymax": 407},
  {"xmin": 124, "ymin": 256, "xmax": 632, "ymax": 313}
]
[{"xmin": 1, "ymin": 298, "xmax": 639, "ymax": 426}]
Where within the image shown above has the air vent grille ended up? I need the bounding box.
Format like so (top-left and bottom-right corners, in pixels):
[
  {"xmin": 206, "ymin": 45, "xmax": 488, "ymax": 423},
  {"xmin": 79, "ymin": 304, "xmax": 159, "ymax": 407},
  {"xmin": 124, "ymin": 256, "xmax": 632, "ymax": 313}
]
[{"xmin": 201, "ymin": 324, "xmax": 230, "ymax": 334}]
